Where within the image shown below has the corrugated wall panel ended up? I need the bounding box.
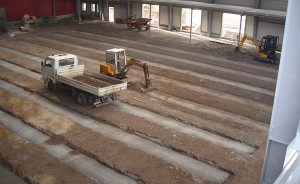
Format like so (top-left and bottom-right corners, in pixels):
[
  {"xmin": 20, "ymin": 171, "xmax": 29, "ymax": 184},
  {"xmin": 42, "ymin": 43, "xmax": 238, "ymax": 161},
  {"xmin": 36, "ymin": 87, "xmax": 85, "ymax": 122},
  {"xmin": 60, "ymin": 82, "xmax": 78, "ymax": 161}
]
[{"xmin": 0, "ymin": 0, "xmax": 75, "ymax": 22}]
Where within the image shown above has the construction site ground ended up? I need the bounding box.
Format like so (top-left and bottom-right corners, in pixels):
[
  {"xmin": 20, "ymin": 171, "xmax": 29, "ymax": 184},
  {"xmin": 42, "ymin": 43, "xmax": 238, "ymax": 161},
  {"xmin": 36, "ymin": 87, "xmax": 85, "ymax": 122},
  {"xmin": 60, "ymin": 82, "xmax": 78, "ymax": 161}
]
[{"xmin": 0, "ymin": 19, "xmax": 279, "ymax": 184}]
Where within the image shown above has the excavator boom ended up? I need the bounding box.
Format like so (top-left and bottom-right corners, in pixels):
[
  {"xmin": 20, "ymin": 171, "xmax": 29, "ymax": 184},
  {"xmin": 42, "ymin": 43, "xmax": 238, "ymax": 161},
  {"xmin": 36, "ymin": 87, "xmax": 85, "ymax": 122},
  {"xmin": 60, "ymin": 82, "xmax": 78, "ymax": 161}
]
[{"xmin": 118, "ymin": 59, "xmax": 151, "ymax": 89}]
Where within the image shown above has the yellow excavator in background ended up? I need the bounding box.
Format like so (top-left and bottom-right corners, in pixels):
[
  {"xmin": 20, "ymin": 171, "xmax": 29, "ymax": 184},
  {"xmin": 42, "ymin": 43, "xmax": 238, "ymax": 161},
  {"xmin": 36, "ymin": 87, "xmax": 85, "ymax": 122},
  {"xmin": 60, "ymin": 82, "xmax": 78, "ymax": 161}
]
[
  {"xmin": 100, "ymin": 48, "xmax": 151, "ymax": 89},
  {"xmin": 235, "ymin": 35, "xmax": 279, "ymax": 64}
]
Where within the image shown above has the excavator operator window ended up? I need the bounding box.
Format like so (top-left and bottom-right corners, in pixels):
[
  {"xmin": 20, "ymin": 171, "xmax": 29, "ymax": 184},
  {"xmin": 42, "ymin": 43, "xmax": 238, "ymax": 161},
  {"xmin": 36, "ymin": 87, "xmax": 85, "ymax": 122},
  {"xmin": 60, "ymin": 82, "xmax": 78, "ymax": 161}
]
[{"xmin": 106, "ymin": 53, "xmax": 115, "ymax": 64}]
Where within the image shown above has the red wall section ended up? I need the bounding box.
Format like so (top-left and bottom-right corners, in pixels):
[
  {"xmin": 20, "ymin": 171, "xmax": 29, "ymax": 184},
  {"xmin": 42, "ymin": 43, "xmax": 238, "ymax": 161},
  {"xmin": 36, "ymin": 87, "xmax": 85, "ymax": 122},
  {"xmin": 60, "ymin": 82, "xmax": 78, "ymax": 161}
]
[{"xmin": 0, "ymin": 0, "xmax": 76, "ymax": 22}]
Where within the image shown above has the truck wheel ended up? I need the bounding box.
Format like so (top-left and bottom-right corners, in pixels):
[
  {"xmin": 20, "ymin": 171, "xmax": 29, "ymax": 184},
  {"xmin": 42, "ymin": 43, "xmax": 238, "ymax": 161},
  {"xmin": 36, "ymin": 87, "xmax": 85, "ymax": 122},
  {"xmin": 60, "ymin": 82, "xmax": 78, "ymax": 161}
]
[
  {"xmin": 47, "ymin": 80, "xmax": 56, "ymax": 91},
  {"xmin": 76, "ymin": 92, "xmax": 87, "ymax": 106}
]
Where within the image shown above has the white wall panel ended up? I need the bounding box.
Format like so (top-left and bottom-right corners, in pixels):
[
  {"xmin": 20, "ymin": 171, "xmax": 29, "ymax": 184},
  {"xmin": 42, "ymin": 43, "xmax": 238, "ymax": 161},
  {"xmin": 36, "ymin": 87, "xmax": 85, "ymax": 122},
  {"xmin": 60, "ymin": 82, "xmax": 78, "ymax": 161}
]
[
  {"xmin": 173, "ymin": 7, "xmax": 181, "ymax": 28},
  {"xmin": 159, "ymin": 6, "xmax": 168, "ymax": 25},
  {"xmin": 201, "ymin": 10, "xmax": 208, "ymax": 33},
  {"xmin": 212, "ymin": 11, "xmax": 222, "ymax": 36},
  {"xmin": 245, "ymin": 16, "xmax": 254, "ymax": 36},
  {"xmin": 257, "ymin": 22, "xmax": 284, "ymax": 44},
  {"xmin": 114, "ymin": 4, "xmax": 127, "ymax": 19},
  {"xmin": 132, "ymin": 3, "xmax": 142, "ymax": 18}
]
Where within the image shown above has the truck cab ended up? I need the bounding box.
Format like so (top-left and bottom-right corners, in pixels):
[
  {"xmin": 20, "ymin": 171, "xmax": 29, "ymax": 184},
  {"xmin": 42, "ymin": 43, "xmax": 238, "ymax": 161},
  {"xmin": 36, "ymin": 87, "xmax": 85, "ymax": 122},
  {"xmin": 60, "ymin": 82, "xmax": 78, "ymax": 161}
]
[{"xmin": 41, "ymin": 54, "xmax": 81, "ymax": 89}]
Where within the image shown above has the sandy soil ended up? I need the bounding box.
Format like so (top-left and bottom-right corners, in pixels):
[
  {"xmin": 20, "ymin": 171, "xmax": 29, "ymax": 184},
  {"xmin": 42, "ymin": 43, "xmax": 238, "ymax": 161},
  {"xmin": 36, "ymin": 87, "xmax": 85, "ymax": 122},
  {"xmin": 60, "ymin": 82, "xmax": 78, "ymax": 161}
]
[
  {"xmin": 0, "ymin": 126, "xmax": 97, "ymax": 184},
  {"xmin": 0, "ymin": 20, "xmax": 278, "ymax": 184}
]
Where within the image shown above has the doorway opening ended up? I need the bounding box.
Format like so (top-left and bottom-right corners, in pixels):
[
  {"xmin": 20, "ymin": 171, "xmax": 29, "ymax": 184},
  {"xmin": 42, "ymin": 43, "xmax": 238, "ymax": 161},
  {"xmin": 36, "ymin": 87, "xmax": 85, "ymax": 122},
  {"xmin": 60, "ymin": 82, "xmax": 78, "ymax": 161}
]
[
  {"xmin": 222, "ymin": 13, "xmax": 246, "ymax": 40},
  {"xmin": 109, "ymin": 6, "xmax": 114, "ymax": 22},
  {"xmin": 181, "ymin": 8, "xmax": 202, "ymax": 33},
  {"xmin": 142, "ymin": 4, "xmax": 159, "ymax": 27}
]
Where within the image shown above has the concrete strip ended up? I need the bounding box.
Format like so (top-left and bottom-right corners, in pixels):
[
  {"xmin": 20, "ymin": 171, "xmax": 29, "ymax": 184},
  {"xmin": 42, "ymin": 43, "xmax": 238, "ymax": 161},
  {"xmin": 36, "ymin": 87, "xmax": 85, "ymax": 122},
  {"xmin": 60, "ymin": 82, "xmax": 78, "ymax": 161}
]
[
  {"xmin": 33, "ymin": 37, "xmax": 275, "ymax": 96},
  {"xmin": 71, "ymin": 30, "xmax": 278, "ymax": 73},
  {"xmin": 0, "ymin": 46, "xmax": 42, "ymax": 62},
  {"xmin": 0, "ymin": 60, "xmax": 258, "ymax": 153},
  {"xmin": 0, "ymin": 80, "xmax": 230, "ymax": 183},
  {"xmin": 147, "ymin": 91, "xmax": 269, "ymax": 132},
  {"xmin": 0, "ymin": 164, "xmax": 27, "ymax": 184},
  {"xmin": 0, "ymin": 44, "xmax": 275, "ymax": 100},
  {"xmin": 111, "ymin": 101, "xmax": 256, "ymax": 155},
  {"xmin": 0, "ymin": 111, "xmax": 136, "ymax": 184},
  {"xmin": 130, "ymin": 69, "xmax": 272, "ymax": 111},
  {"xmin": 0, "ymin": 59, "xmax": 41, "ymax": 79},
  {"xmin": 56, "ymin": 33, "xmax": 276, "ymax": 83}
]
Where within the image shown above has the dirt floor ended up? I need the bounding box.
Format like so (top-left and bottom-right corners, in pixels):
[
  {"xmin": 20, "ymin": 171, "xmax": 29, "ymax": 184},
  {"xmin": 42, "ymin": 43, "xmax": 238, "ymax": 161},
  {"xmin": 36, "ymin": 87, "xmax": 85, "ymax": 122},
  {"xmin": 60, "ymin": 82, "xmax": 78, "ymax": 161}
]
[{"xmin": 0, "ymin": 19, "xmax": 278, "ymax": 184}]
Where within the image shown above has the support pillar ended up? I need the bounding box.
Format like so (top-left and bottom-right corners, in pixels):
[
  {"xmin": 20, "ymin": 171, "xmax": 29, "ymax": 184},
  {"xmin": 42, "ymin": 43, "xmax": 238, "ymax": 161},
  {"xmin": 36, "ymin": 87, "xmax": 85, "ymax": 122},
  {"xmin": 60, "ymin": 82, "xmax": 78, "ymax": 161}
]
[
  {"xmin": 207, "ymin": 10, "xmax": 212, "ymax": 37},
  {"xmin": 237, "ymin": 13, "xmax": 243, "ymax": 45},
  {"xmin": 76, "ymin": 0, "xmax": 81, "ymax": 22},
  {"xmin": 253, "ymin": 16, "xmax": 259, "ymax": 38},
  {"xmin": 189, "ymin": 8, "xmax": 193, "ymax": 42},
  {"xmin": 127, "ymin": 0, "xmax": 131, "ymax": 17},
  {"xmin": 149, "ymin": 5, "xmax": 151, "ymax": 36},
  {"xmin": 52, "ymin": 0, "xmax": 56, "ymax": 17},
  {"xmin": 253, "ymin": 0, "xmax": 260, "ymax": 38},
  {"xmin": 261, "ymin": 0, "xmax": 300, "ymax": 183},
  {"xmin": 168, "ymin": 5, "xmax": 173, "ymax": 31},
  {"xmin": 98, "ymin": 0, "xmax": 104, "ymax": 20}
]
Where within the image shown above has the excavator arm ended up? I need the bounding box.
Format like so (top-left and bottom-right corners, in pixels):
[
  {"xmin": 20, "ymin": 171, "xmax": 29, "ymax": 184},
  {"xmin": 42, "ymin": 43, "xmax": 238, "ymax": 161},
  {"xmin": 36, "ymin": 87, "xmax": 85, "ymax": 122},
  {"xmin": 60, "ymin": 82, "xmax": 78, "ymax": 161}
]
[
  {"xmin": 118, "ymin": 59, "xmax": 151, "ymax": 89},
  {"xmin": 236, "ymin": 35, "xmax": 261, "ymax": 54}
]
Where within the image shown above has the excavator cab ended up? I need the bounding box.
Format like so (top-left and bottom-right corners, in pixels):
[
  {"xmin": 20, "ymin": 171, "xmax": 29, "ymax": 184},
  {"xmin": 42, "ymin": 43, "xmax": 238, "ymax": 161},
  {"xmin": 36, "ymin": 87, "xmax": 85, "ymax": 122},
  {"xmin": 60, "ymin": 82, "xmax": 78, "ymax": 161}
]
[
  {"xmin": 100, "ymin": 48, "xmax": 151, "ymax": 89},
  {"xmin": 101, "ymin": 48, "xmax": 127, "ymax": 76},
  {"xmin": 260, "ymin": 35, "xmax": 279, "ymax": 60}
]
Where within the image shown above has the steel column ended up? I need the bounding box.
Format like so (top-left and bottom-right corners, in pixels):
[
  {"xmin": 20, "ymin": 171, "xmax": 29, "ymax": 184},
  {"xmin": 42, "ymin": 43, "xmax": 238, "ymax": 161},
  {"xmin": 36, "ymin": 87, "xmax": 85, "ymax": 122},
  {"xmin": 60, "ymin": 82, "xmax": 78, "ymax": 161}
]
[
  {"xmin": 237, "ymin": 13, "xmax": 243, "ymax": 45},
  {"xmin": 207, "ymin": 10, "xmax": 212, "ymax": 37},
  {"xmin": 149, "ymin": 5, "xmax": 151, "ymax": 36},
  {"xmin": 76, "ymin": 0, "xmax": 81, "ymax": 22},
  {"xmin": 52, "ymin": 0, "xmax": 56, "ymax": 17},
  {"xmin": 261, "ymin": 0, "xmax": 300, "ymax": 183},
  {"xmin": 189, "ymin": 8, "xmax": 193, "ymax": 42},
  {"xmin": 168, "ymin": 5, "xmax": 173, "ymax": 31},
  {"xmin": 127, "ymin": 0, "xmax": 131, "ymax": 17}
]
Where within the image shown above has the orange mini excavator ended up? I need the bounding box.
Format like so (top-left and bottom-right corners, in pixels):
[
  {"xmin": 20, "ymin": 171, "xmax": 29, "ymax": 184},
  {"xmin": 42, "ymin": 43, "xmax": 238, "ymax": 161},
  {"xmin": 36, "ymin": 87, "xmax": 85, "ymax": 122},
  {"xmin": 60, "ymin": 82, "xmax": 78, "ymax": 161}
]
[{"xmin": 100, "ymin": 48, "xmax": 151, "ymax": 89}]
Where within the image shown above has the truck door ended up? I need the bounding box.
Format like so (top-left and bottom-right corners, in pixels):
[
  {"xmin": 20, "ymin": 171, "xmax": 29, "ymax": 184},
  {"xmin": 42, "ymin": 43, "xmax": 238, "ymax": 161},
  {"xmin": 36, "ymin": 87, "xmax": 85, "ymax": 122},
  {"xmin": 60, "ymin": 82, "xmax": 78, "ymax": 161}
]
[{"xmin": 42, "ymin": 58, "xmax": 54, "ymax": 82}]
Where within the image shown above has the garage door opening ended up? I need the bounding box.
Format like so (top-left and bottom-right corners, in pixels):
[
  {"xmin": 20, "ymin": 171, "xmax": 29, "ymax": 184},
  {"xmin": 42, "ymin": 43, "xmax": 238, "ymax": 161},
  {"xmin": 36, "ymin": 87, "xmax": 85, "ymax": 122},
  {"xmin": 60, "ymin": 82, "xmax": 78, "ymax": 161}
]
[
  {"xmin": 142, "ymin": 4, "xmax": 159, "ymax": 27},
  {"xmin": 109, "ymin": 6, "xmax": 114, "ymax": 22},
  {"xmin": 222, "ymin": 13, "xmax": 246, "ymax": 40},
  {"xmin": 181, "ymin": 8, "xmax": 202, "ymax": 33}
]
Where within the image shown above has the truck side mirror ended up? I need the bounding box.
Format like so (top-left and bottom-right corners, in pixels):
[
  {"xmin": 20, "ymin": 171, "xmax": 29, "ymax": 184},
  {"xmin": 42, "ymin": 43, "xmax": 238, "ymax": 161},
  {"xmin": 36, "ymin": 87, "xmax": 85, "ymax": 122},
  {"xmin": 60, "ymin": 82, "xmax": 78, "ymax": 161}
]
[{"xmin": 41, "ymin": 60, "xmax": 44, "ymax": 66}]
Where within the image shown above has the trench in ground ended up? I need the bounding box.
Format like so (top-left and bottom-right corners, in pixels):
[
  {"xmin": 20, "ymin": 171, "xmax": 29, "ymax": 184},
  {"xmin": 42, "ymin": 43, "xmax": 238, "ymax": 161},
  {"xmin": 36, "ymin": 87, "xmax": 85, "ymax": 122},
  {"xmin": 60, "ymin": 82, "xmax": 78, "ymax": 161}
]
[
  {"xmin": 0, "ymin": 111, "xmax": 137, "ymax": 184},
  {"xmin": 0, "ymin": 80, "xmax": 231, "ymax": 183}
]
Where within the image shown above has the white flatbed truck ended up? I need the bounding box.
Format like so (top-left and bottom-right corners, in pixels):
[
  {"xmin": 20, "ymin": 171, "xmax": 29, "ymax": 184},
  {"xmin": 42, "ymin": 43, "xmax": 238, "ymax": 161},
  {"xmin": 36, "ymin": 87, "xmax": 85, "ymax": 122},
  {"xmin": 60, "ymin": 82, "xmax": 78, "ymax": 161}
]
[{"xmin": 41, "ymin": 53, "xmax": 127, "ymax": 106}]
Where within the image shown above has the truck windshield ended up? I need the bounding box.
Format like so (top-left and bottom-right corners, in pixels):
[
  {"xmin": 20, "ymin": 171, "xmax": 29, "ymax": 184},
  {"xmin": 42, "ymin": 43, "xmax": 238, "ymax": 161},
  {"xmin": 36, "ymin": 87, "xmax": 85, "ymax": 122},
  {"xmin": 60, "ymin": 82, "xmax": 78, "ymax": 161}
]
[{"xmin": 59, "ymin": 58, "xmax": 74, "ymax": 66}]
